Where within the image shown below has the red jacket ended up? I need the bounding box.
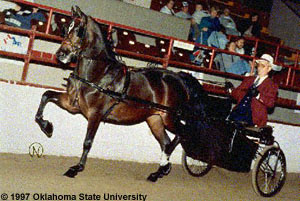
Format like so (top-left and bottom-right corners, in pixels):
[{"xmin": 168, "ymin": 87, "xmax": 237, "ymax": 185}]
[{"xmin": 231, "ymin": 76, "xmax": 278, "ymax": 127}]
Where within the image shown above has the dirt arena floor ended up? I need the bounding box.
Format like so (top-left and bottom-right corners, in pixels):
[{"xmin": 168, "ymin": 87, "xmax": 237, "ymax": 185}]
[{"xmin": 0, "ymin": 153, "xmax": 299, "ymax": 201}]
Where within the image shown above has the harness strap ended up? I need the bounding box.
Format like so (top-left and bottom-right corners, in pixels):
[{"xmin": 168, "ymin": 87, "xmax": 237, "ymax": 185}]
[
  {"xmin": 70, "ymin": 72, "xmax": 173, "ymax": 114},
  {"xmin": 102, "ymin": 66, "xmax": 131, "ymax": 121}
]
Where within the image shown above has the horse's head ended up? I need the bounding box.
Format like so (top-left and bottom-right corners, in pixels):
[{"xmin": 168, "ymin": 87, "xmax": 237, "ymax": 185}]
[{"xmin": 56, "ymin": 6, "xmax": 89, "ymax": 64}]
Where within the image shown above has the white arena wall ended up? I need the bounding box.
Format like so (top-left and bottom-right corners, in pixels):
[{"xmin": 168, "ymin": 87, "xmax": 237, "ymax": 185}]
[{"xmin": 0, "ymin": 82, "xmax": 300, "ymax": 173}]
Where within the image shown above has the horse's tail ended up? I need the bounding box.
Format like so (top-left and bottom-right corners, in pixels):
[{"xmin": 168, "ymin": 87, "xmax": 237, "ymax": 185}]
[
  {"xmin": 174, "ymin": 72, "xmax": 208, "ymax": 137},
  {"xmin": 177, "ymin": 72, "xmax": 207, "ymax": 119}
]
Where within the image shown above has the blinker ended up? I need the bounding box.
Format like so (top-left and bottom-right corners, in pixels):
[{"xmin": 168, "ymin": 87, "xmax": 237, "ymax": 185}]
[{"xmin": 77, "ymin": 26, "xmax": 85, "ymax": 38}]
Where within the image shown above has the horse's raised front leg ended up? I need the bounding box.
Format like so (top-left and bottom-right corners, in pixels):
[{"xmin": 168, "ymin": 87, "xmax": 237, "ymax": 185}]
[
  {"xmin": 64, "ymin": 113, "xmax": 101, "ymax": 178},
  {"xmin": 146, "ymin": 115, "xmax": 181, "ymax": 182},
  {"xmin": 35, "ymin": 90, "xmax": 79, "ymax": 138}
]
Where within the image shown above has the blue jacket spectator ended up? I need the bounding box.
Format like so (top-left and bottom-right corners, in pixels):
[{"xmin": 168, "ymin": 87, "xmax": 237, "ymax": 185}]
[
  {"xmin": 215, "ymin": 41, "xmax": 251, "ymax": 75},
  {"xmin": 198, "ymin": 7, "xmax": 221, "ymax": 45},
  {"xmin": 207, "ymin": 26, "xmax": 228, "ymax": 49},
  {"xmin": 5, "ymin": 8, "xmax": 46, "ymax": 30}
]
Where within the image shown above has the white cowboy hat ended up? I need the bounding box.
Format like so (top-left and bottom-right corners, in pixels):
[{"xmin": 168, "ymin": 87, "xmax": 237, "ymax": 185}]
[{"xmin": 256, "ymin": 54, "xmax": 282, "ymax": 71}]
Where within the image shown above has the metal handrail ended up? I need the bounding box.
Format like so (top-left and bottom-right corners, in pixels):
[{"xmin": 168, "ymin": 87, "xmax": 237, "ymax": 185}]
[{"xmin": 0, "ymin": 0, "xmax": 299, "ymax": 89}]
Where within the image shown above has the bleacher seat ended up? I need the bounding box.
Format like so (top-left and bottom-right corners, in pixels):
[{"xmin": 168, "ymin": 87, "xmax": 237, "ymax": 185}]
[
  {"xmin": 116, "ymin": 29, "xmax": 138, "ymax": 53},
  {"xmin": 155, "ymin": 38, "xmax": 170, "ymax": 58},
  {"xmin": 54, "ymin": 14, "xmax": 72, "ymax": 36},
  {"xmin": 135, "ymin": 42, "xmax": 160, "ymax": 57}
]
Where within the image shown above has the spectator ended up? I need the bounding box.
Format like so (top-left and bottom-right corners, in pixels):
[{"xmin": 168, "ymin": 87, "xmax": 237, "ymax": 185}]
[
  {"xmin": 207, "ymin": 25, "xmax": 228, "ymax": 49},
  {"xmin": 5, "ymin": 7, "xmax": 46, "ymax": 30},
  {"xmin": 160, "ymin": 0, "xmax": 175, "ymax": 15},
  {"xmin": 240, "ymin": 13, "xmax": 262, "ymax": 38},
  {"xmin": 197, "ymin": 6, "xmax": 221, "ymax": 45},
  {"xmin": 0, "ymin": 0, "xmax": 20, "ymax": 12},
  {"xmin": 192, "ymin": 3, "xmax": 209, "ymax": 25},
  {"xmin": 190, "ymin": 3, "xmax": 209, "ymax": 41},
  {"xmin": 215, "ymin": 41, "xmax": 251, "ymax": 75},
  {"xmin": 175, "ymin": 1, "xmax": 192, "ymax": 19},
  {"xmin": 235, "ymin": 37, "xmax": 245, "ymax": 54},
  {"xmin": 219, "ymin": 8, "xmax": 240, "ymax": 36},
  {"xmin": 214, "ymin": 41, "xmax": 240, "ymax": 72},
  {"xmin": 0, "ymin": 0, "xmax": 20, "ymax": 24}
]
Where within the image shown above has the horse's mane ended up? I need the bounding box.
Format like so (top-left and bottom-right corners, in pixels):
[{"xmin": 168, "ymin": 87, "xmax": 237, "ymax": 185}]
[
  {"xmin": 98, "ymin": 25, "xmax": 118, "ymax": 62},
  {"xmin": 89, "ymin": 16, "xmax": 118, "ymax": 63}
]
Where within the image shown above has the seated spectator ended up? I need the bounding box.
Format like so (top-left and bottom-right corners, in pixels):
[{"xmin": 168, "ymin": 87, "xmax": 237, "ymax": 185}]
[
  {"xmin": 192, "ymin": 3, "xmax": 209, "ymax": 25},
  {"xmin": 0, "ymin": 0, "xmax": 20, "ymax": 12},
  {"xmin": 215, "ymin": 41, "xmax": 251, "ymax": 75},
  {"xmin": 197, "ymin": 6, "xmax": 221, "ymax": 45},
  {"xmin": 175, "ymin": 1, "xmax": 192, "ymax": 19},
  {"xmin": 0, "ymin": 0, "xmax": 20, "ymax": 24},
  {"xmin": 160, "ymin": 0, "xmax": 175, "ymax": 15},
  {"xmin": 190, "ymin": 3, "xmax": 209, "ymax": 41},
  {"xmin": 207, "ymin": 25, "xmax": 228, "ymax": 49},
  {"xmin": 235, "ymin": 37, "xmax": 245, "ymax": 54},
  {"xmin": 240, "ymin": 13, "xmax": 262, "ymax": 38},
  {"xmin": 5, "ymin": 7, "xmax": 46, "ymax": 30},
  {"xmin": 219, "ymin": 8, "xmax": 240, "ymax": 36}
]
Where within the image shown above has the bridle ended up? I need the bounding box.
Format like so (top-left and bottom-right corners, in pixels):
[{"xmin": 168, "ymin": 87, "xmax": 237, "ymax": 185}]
[{"xmin": 61, "ymin": 22, "xmax": 87, "ymax": 56}]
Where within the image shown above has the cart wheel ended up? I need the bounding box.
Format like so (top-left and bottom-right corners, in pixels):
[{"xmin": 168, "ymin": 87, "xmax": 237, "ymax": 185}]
[
  {"xmin": 252, "ymin": 146, "xmax": 286, "ymax": 197},
  {"xmin": 182, "ymin": 150, "xmax": 212, "ymax": 177}
]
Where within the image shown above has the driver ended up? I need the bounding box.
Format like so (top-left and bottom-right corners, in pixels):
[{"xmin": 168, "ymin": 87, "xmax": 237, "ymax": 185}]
[{"xmin": 226, "ymin": 54, "xmax": 281, "ymax": 127}]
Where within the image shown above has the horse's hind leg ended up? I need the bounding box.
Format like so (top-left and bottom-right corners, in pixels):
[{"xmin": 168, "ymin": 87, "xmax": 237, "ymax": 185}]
[
  {"xmin": 146, "ymin": 115, "xmax": 181, "ymax": 182},
  {"xmin": 35, "ymin": 90, "xmax": 78, "ymax": 138}
]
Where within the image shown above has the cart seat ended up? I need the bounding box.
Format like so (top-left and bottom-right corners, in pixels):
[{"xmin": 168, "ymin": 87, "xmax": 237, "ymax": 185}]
[{"xmin": 244, "ymin": 125, "xmax": 274, "ymax": 145}]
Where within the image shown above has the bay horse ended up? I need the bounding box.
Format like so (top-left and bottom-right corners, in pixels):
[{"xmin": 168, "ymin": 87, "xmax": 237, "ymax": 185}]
[{"xmin": 35, "ymin": 6, "xmax": 206, "ymax": 182}]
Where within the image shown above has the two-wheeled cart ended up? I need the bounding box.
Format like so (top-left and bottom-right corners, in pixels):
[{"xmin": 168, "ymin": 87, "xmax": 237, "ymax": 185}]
[{"xmin": 180, "ymin": 117, "xmax": 286, "ymax": 197}]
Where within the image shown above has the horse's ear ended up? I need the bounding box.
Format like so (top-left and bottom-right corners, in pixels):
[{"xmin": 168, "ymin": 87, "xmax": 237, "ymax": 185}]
[
  {"xmin": 75, "ymin": 6, "xmax": 82, "ymax": 17},
  {"xmin": 71, "ymin": 5, "xmax": 84, "ymax": 18},
  {"xmin": 71, "ymin": 6, "xmax": 76, "ymax": 17}
]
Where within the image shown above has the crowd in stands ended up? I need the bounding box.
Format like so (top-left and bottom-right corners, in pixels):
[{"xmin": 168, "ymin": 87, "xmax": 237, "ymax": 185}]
[
  {"xmin": 0, "ymin": 0, "xmax": 286, "ymax": 78},
  {"xmin": 160, "ymin": 1, "xmax": 268, "ymax": 76}
]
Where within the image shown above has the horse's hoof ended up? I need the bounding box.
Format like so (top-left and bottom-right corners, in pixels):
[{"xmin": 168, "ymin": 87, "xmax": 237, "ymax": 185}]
[
  {"xmin": 63, "ymin": 165, "xmax": 84, "ymax": 178},
  {"xmin": 43, "ymin": 121, "xmax": 53, "ymax": 138},
  {"xmin": 147, "ymin": 173, "xmax": 159, "ymax": 182},
  {"xmin": 64, "ymin": 168, "xmax": 78, "ymax": 178},
  {"xmin": 147, "ymin": 163, "xmax": 172, "ymax": 182},
  {"xmin": 36, "ymin": 117, "xmax": 53, "ymax": 138}
]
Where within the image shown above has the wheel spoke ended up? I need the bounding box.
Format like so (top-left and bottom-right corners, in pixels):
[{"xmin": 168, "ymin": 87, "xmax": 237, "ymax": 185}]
[{"xmin": 253, "ymin": 147, "xmax": 286, "ymax": 197}]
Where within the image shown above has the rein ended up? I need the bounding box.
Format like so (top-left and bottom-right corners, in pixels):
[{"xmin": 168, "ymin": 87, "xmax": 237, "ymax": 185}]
[
  {"xmin": 70, "ymin": 72, "xmax": 175, "ymax": 115},
  {"xmin": 197, "ymin": 78, "xmax": 227, "ymax": 86}
]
